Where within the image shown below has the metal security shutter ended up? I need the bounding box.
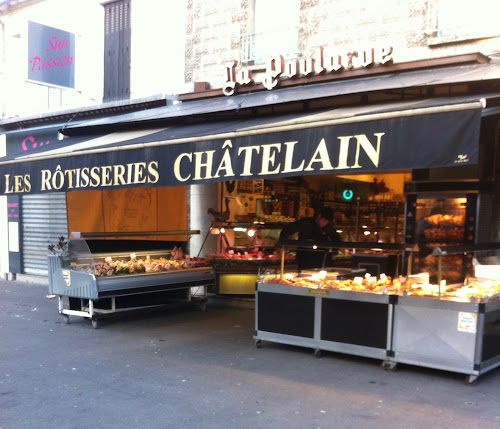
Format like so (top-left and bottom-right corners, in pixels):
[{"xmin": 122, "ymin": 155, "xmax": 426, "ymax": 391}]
[
  {"xmin": 22, "ymin": 193, "xmax": 68, "ymax": 276},
  {"xmin": 103, "ymin": 0, "xmax": 131, "ymax": 102}
]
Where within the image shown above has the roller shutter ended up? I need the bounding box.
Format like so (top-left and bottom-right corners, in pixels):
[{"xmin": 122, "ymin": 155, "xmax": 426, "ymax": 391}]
[{"xmin": 22, "ymin": 193, "xmax": 68, "ymax": 276}]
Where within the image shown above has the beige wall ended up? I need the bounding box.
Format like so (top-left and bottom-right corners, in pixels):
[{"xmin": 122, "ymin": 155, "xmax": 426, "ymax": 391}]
[
  {"xmin": 2, "ymin": 0, "xmax": 499, "ymax": 119},
  {"xmin": 186, "ymin": 0, "xmax": 500, "ymax": 90},
  {"xmin": 0, "ymin": 0, "xmax": 104, "ymax": 118},
  {"xmin": 0, "ymin": 0, "xmax": 188, "ymax": 119}
]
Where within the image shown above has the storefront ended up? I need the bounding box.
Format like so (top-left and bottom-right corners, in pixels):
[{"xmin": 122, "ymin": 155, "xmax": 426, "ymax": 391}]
[
  {"xmin": 0, "ymin": 95, "xmax": 170, "ymax": 277},
  {"xmin": 2, "ymin": 54, "xmax": 500, "ymax": 381},
  {"xmin": 0, "ymin": 93, "xmax": 491, "ymax": 275}
]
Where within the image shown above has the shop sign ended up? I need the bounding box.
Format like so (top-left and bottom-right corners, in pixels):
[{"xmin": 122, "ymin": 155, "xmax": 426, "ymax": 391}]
[
  {"xmin": 28, "ymin": 21, "xmax": 75, "ymax": 89},
  {"xmin": 4, "ymin": 126, "xmax": 61, "ymax": 159},
  {"xmin": 0, "ymin": 106, "xmax": 481, "ymax": 195},
  {"xmin": 223, "ymin": 46, "xmax": 394, "ymax": 96},
  {"xmin": 7, "ymin": 202, "xmax": 19, "ymax": 219},
  {"xmin": 308, "ymin": 289, "xmax": 329, "ymax": 296}
]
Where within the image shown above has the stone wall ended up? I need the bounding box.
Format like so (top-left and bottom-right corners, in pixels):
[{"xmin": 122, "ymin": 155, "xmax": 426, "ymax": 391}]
[
  {"xmin": 186, "ymin": 0, "xmax": 251, "ymax": 87},
  {"xmin": 185, "ymin": 0, "xmax": 500, "ymax": 90}
]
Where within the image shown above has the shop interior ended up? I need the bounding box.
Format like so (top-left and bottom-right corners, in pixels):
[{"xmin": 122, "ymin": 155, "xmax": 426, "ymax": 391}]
[
  {"xmin": 217, "ymin": 171, "xmax": 410, "ymax": 243},
  {"xmin": 62, "ymin": 167, "xmax": 496, "ymax": 295}
]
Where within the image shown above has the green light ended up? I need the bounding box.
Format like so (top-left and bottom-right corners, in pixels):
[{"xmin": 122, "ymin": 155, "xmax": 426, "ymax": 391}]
[{"xmin": 343, "ymin": 190, "xmax": 354, "ymax": 200}]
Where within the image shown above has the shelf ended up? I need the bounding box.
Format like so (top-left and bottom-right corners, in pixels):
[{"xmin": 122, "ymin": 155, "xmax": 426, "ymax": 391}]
[{"xmin": 73, "ymin": 230, "xmax": 200, "ymax": 238}]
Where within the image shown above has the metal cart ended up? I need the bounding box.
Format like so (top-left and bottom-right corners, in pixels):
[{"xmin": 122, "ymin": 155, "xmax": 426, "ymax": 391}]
[
  {"xmin": 48, "ymin": 231, "xmax": 215, "ymax": 328},
  {"xmin": 255, "ymin": 278, "xmax": 394, "ymax": 362},
  {"xmin": 384, "ymin": 243, "xmax": 500, "ymax": 384},
  {"xmin": 254, "ymin": 240, "xmax": 500, "ymax": 384},
  {"xmin": 387, "ymin": 294, "xmax": 500, "ymax": 385}
]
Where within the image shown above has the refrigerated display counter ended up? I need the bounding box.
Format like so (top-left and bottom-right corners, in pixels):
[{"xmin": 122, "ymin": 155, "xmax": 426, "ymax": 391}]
[
  {"xmin": 207, "ymin": 222, "xmax": 296, "ymax": 294},
  {"xmin": 254, "ymin": 239, "xmax": 500, "ymax": 383},
  {"xmin": 255, "ymin": 270, "xmax": 395, "ymax": 361},
  {"xmin": 387, "ymin": 243, "xmax": 500, "ymax": 384},
  {"xmin": 48, "ymin": 231, "xmax": 215, "ymax": 328},
  {"xmin": 254, "ymin": 240, "xmax": 405, "ymax": 361}
]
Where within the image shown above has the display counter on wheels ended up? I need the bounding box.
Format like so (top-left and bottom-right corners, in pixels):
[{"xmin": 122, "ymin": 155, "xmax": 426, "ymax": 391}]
[
  {"xmin": 48, "ymin": 231, "xmax": 215, "ymax": 328},
  {"xmin": 389, "ymin": 294, "xmax": 500, "ymax": 385},
  {"xmin": 255, "ymin": 276, "xmax": 393, "ymax": 360},
  {"xmin": 254, "ymin": 240, "xmax": 403, "ymax": 359},
  {"xmin": 386, "ymin": 244, "xmax": 500, "ymax": 384},
  {"xmin": 254, "ymin": 240, "xmax": 500, "ymax": 384}
]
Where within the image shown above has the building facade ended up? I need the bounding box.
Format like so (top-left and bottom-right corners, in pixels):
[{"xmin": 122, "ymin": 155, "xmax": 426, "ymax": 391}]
[
  {"xmin": 185, "ymin": 0, "xmax": 500, "ymax": 90},
  {"xmin": 1, "ymin": 0, "xmax": 500, "ymax": 279}
]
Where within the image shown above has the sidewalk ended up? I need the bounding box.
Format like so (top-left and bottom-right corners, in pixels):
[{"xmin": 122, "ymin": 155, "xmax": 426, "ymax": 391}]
[{"xmin": 1, "ymin": 278, "xmax": 499, "ymax": 429}]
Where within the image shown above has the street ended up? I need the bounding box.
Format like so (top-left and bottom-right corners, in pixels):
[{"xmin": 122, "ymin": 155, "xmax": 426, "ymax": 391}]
[{"xmin": 1, "ymin": 279, "xmax": 499, "ymax": 429}]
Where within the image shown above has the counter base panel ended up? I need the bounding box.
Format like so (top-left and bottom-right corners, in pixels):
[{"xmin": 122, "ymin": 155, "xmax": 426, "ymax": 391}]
[
  {"xmin": 70, "ymin": 288, "xmax": 189, "ymax": 310},
  {"xmin": 257, "ymin": 291, "xmax": 315, "ymax": 338},
  {"xmin": 390, "ymin": 352, "xmax": 476, "ymax": 375},
  {"xmin": 97, "ymin": 277, "xmax": 214, "ymax": 298},
  {"xmin": 389, "ymin": 300, "xmax": 500, "ymax": 380},
  {"xmin": 476, "ymin": 354, "xmax": 500, "ymax": 377},
  {"xmin": 253, "ymin": 332, "xmax": 318, "ymax": 350},
  {"xmin": 255, "ymin": 283, "xmax": 391, "ymax": 362},
  {"xmin": 217, "ymin": 273, "xmax": 257, "ymax": 295},
  {"xmin": 391, "ymin": 304, "xmax": 476, "ymax": 372},
  {"xmin": 253, "ymin": 332, "xmax": 388, "ymax": 360},
  {"xmin": 482, "ymin": 308, "xmax": 500, "ymax": 361},
  {"xmin": 321, "ymin": 299, "xmax": 389, "ymax": 349}
]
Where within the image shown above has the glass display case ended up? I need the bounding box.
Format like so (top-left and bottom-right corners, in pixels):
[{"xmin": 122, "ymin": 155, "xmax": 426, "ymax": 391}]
[
  {"xmin": 208, "ymin": 222, "xmax": 296, "ymax": 295},
  {"xmin": 255, "ymin": 240, "xmax": 406, "ymax": 363},
  {"xmin": 63, "ymin": 232, "xmax": 212, "ymax": 276},
  {"xmin": 405, "ymin": 190, "xmax": 478, "ymax": 284},
  {"xmin": 326, "ymin": 201, "xmax": 405, "ymax": 244},
  {"xmin": 255, "ymin": 239, "xmax": 500, "ymax": 383},
  {"xmin": 47, "ymin": 231, "xmax": 215, "ymax": 328}
]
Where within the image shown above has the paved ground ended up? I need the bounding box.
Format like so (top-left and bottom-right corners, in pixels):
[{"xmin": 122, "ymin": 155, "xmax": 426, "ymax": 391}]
[{"xmin": 1, "ymin": 279, "xmax": 499, "ymax": 429}]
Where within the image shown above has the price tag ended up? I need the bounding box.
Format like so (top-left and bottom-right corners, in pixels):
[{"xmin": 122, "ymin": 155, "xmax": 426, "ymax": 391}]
[{"xmin": 308, "ymin": 289, "xmax": 329, "ymax": 296}]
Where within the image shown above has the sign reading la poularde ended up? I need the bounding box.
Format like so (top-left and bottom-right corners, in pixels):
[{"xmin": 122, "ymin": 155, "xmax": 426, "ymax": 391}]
[{"xmin": 223, "ymin": 46, "xmax": 394, "ymax": 96}]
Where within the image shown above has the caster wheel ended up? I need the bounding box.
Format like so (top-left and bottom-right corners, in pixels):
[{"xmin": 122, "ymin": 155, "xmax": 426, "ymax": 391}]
[
  {"xmin": 465, "ymin": 375, "xmax": 477, "ymax": 386},
  {"xmin": 382, "ymin": 361, "xmax": 397, "ymax": 372},
  {"xmin": 63, "ymin": 315, "xmax": 70, "ymax": 324},
  {"xmin": 199, "ymin": 303, "xmax": 207, "ymax": 312},
  {"xmin": 314, "ymin": 349, "xmax": 322, "ymax": 358},
  {"xmin": 91, "ymin": 319, "xmax": 99, "ymax": 329},
  {"xmin": 255, "ymin": 340, "xmax": 262, "ymax": 348}
]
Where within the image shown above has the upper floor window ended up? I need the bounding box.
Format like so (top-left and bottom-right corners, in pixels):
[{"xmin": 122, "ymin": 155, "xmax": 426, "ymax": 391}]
[
  {"xmin": 242, "ymin": 0, "xmax": 300, "ymax": 65},
  {"xmin": 430, "ymin": 0, "xmax": 499, "ymax": 40},
  {"xmin": 103, "ymin": 0, "xmax": 131, "ymax": 102}
]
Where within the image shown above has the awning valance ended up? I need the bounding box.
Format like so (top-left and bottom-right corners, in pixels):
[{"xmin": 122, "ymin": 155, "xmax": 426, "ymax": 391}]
[{"xmin": 0, "ymin": 96, "xmax": 484, "ymax": 196}]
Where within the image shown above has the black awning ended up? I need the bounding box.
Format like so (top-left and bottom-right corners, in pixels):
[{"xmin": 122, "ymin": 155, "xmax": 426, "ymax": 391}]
[{"xmin": 0, "ymin": 97, "xmax": 484, "ymax": 196}]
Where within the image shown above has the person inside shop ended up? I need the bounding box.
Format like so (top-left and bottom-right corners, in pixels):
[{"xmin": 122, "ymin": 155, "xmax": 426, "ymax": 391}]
[{"xmin": 278, "ymin": 206, "xmax": 342, "ymax": 271}]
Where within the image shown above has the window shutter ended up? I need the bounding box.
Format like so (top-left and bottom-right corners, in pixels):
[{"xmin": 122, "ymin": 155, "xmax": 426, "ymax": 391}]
[{"xmin": 103, "ymin": 0, "xmax": 131, "ymax": 102}]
